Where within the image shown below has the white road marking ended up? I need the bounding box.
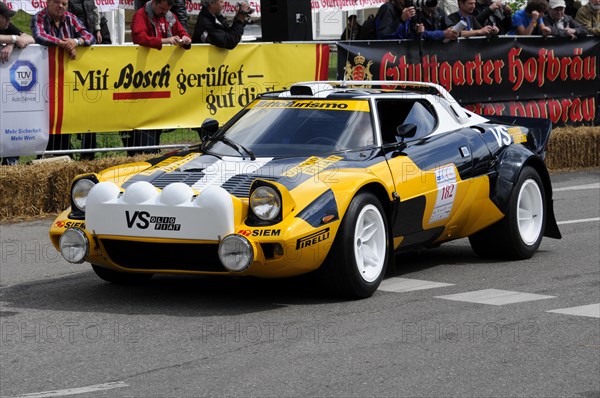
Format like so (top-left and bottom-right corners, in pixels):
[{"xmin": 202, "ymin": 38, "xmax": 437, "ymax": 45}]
[
  {"xmin": 11, "ymin": 381, "xmax": 128, "ymax": 398},
  {"xmin": 436, "ymin": 289, "xmax": 555, "ymax": 305},
  {"xmin": 547, "ymin": 303, "xmax": 600, "ymax": 319},
  {"xmin": 553, "ymin": 183, "xmax": 599, "ymax": 192},
  {"xmin": 557, "ymin": 217, "xmax": 600, "ymax": 225},
  {"xmin": 378, "ymin": 277, "xmax": 454, "ymax": 292}
]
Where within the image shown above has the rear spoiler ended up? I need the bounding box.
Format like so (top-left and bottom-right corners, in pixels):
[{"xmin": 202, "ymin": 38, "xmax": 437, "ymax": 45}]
[{"xmin": 488, "ymin": 116, "xmax": 553, "ymax": 157}]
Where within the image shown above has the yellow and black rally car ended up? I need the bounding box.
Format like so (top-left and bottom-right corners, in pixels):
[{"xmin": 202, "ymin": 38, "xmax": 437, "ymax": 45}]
[{"xmin": 50, "ymin": 81, "xmax": 561, "ymax": 298}]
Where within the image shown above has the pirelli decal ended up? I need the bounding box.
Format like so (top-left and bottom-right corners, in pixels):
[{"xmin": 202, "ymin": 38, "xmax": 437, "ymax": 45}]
[
  {"xmin": 249, "ymin": 100, "xmax": 370, "ymax": 112},
  {"xmin": 296, "ymin": 228, "xmax": 330, "ymax": 250}
]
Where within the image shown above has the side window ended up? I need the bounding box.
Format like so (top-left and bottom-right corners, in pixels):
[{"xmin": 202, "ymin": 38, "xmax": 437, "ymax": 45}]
[
  {"xmin": 376, "ymin": 100, "xmax": 437, "ymax": 144},
  {"xmin": 403, "ymin": 102, "xmax": 436, "ymax": 139}
]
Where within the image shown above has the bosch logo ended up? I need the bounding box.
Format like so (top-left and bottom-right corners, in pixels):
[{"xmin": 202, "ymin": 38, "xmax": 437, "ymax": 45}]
[{"xmin": 10, "ymin": 61, "xmax": 37, "ymax": 92}]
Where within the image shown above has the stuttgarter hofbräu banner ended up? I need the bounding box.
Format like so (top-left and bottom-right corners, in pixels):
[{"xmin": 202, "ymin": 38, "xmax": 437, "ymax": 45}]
[
  {"xmin": 3, "ymin": 0, "xmax": 388, "ymax": 15},
  {"xmin": 49, "ymin": 42, "xmax": 329, "ymax": 134},
  {"xmin": 337, "ymin": 36, "xmax": 600, "ymax": 126}
]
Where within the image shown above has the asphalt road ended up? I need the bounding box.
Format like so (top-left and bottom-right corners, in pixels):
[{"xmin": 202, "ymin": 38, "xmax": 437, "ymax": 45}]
[{"xmin": 1, "ymin": 170, "xmax": 598, "ymax": 398}]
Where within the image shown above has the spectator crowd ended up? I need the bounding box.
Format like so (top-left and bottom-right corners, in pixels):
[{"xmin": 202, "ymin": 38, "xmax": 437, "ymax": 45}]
[
  {"xmin": 1, "ymin": 0, "xmax": 599, "ymax": 165},
  {"xmin": 345, "ymin": 0, "xmax": 598, "ymax": 41}
]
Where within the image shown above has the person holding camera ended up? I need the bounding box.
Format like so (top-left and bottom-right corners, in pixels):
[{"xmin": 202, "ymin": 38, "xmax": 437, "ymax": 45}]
[
  {"xmin": 192, "ymin": 0, "xmax": 253, "ymax": 49},
  {"xmin": 473, "ymin": 0, "xmax": 512, "ymax": 34},
  {"xmin": 376, "ymin": 0, "xmax": 417, "ymax": 39},
  {"xmin": 446, "ymin": 0, "xmax": 499, "ymax": 37},
  {"xmin": 414, "ymin": 1, "xmax": 460, "ymax": 41}
]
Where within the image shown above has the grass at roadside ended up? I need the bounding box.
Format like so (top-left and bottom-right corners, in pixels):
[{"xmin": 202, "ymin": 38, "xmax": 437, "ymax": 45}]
[{"xmin": 11, "ymin": 11, "xmax": 32, "ymax": 35}]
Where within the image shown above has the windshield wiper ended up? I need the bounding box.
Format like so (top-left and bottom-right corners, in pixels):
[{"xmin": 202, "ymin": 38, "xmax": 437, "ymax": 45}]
[
  {"xmin": 209, "ymin": 134, "xmax": 256, "ymax": 161},
  {"xmin": 199, "ymin": 140, "xmax": 222, "ymax": 160}
]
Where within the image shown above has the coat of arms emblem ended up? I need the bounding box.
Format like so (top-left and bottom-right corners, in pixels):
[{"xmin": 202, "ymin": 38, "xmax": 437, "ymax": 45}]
[{"xmin": 344, "ymin": 53, "xmax": 373, "ymax": 82}]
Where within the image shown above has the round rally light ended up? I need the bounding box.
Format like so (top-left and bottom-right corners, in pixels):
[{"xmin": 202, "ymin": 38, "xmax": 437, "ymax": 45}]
[
  {"xmin": 218, "ymin": 235, "xmax": 254, "ymax": 272},
  {"xmin": 59, "ymin": 228, "xmax": 89, "ymax": 263},
  {"xmin": 250, "ymin": 186, "xmax": 281, "ymax": 221},
  {"xmin": 72, "ymin": 179, "xmax": 96, "ymax": 212}
]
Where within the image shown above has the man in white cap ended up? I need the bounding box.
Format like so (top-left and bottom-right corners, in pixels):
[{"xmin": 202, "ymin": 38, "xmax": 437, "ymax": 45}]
[
  {"xmin": 575, "ymin": 0, "xmax": 600, "ymax": 35},
  {"xmin": 545, "ymin": 0, "xmax": 588, "ymax": 38}
]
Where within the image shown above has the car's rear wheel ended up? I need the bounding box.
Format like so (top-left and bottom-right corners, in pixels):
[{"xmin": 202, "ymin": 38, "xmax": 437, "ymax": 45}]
[
  {"xmin": 319, "ymin": 192, "xmax": 388, "ymax": 299},
  {"xmin": 91, "ymin": 264, "xmax": 153, "ymax": 284},
  {"xmin": 469, "ymin": 166, "xmax": 546, "ymax": 259}
]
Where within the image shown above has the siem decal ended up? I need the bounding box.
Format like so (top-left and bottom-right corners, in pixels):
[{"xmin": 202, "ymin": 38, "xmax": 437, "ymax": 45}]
[
  {"xmin": 125, "ymin": 211, "xmax": 181, "ymax": 231},
  {"xmin": 237, "ymin": 229, "xmax": 281, "ymax": 237},
  {"xmin": 54, "ymin": 221, "xmax": 86, "ymax": 229},
  {"xmin": 296, "ymin": 228, "xmax": 330, "ymax": 250}
]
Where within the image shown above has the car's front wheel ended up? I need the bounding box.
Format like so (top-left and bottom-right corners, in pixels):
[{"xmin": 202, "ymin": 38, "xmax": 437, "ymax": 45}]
[
  {"xmin": 319, "ymin": 192, "xmax": 389, "ymax": 299},
  {"xmin": 469, "ymin": 166, "xmax": 546, "ymax": 259},
  {"xmin": 91, "ymin": 264, "xmax": 153, "ymax": 284}
]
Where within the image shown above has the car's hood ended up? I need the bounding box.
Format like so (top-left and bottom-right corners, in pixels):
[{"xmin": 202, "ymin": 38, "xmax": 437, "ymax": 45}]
[{"xmin": 118, "ymin": 151, "xmax": 379, "ymax": 198}]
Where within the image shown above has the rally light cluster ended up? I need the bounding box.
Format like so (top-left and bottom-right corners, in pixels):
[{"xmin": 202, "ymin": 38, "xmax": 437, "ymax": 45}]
[{"xmin": 60, "ymin": 176, "xmax": 289, "ymax": 272}]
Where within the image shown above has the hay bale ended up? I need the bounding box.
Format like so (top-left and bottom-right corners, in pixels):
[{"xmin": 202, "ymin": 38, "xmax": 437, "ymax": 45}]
[
  {"xmin": 0, "ymin": 155, "xmax": 152, "ymax": 221},
  {"xmin": 546, "ymin": 127, "xmax": 600, "ymax": 170}
]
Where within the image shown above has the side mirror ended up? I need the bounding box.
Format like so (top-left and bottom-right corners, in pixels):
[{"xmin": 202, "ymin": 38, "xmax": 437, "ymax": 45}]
[
  {"xmin": 396, "ymin": 123, "xmax": 417, "ymax": 141},
  {"xmin": 199, "ymin": 118, "xmax": 219, "ymax": 140}
]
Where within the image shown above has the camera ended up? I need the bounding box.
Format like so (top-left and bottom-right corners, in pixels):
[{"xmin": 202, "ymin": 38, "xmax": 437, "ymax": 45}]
[
  {"xmin": 407, "ymin": 0, "xmax": 438, "ymax": 8},
  {"xmin": 237, "ymin": 2, "xmax": 255, "ymax": 15}
]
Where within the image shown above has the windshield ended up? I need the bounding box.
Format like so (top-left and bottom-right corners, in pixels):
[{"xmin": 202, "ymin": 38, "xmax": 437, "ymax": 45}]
[{"xmin": 203, "ymin": 99, "xmax": 375, "ymax": 158}]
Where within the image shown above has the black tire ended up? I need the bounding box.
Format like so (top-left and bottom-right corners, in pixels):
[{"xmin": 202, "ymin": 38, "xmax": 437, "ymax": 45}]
[
  {"xmin": 91, "ymin": 264, "xmax": 153, "ymax": 284},
  {"xmin": 469, "ymin": 166, "xmax": 546, "ymax": 260},
  {"xmin": 319, "ymin": 192, "xmax": 389, "ymax": 299}
]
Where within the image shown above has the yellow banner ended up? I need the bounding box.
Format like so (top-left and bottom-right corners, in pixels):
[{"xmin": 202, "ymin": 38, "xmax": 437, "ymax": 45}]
[{"xmin": 53, "ymin": 43, "xmax": 330, "ymax": 134}]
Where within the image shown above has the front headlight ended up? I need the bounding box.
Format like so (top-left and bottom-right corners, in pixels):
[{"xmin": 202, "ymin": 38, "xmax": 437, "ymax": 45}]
[
  {"xmin": 71, "ymin": 178, "xmax": 96, "ymax": 212},
  {"xmin": 249, "ymin": 186, "xmax": 281, "ymax": 221},
  {"xmin": 218, "ymin": 235, "xmax": 253, "ymax": 271},
  {"xmin": 59, "ymin": 228, "xmax": 89, "ymax": 263}
]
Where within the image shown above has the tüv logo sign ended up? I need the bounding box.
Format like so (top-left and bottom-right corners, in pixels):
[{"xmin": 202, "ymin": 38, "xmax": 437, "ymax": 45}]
[{"xmin": 10, "ymin": 61, "xmax": 37, "ymax": 92}]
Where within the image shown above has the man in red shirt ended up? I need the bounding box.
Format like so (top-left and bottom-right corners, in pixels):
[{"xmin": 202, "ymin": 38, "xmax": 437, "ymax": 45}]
[{"xmin": 132, "ymin": 0, "xmax": 191, "ymax": 49}]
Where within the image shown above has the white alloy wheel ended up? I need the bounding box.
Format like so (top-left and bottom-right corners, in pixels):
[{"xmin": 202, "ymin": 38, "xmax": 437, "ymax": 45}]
[
  {"xmin": 353, "ymin": 204, "xmax": 387, "ymax": 282},
  {"xmin": 517, "ymin": 179, "xmax": 544, "ymax": 245}
]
